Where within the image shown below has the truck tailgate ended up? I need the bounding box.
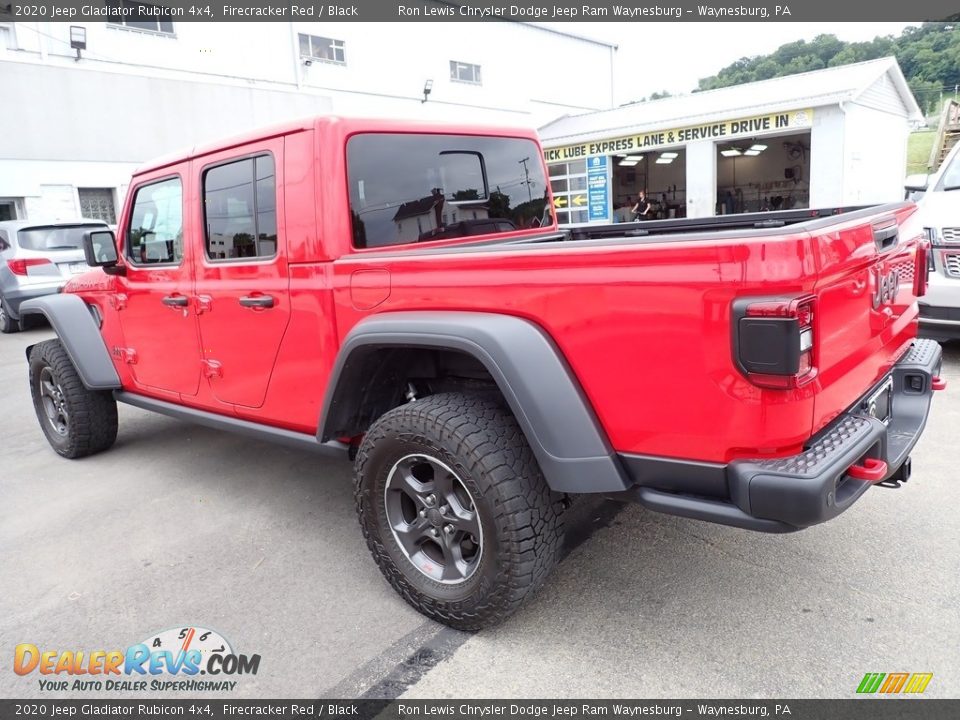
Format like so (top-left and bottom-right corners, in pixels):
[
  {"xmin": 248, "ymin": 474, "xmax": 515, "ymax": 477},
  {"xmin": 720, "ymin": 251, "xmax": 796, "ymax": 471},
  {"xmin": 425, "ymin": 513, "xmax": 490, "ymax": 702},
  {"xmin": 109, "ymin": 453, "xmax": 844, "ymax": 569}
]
[{"xmin": 812, "ymin": 203, "xmax": 924, "ymax": 433}]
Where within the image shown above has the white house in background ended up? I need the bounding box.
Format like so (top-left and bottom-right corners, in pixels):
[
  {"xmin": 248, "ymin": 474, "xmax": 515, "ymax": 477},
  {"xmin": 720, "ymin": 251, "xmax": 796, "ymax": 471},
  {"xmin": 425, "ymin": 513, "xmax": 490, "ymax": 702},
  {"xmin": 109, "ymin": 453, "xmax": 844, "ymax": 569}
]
[
  {"xmin": 392, "ymin": 190, "xmax": 491, "ymax": 244},
  {"xmin": 0, "ymin": 17, "xmax": 616, "ymax": 222}
]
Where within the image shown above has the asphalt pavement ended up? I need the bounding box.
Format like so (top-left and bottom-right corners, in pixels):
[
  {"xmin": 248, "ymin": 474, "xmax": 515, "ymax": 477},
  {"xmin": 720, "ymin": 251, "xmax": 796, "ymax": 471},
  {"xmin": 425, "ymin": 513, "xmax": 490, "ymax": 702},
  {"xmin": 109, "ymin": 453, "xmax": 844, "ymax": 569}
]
[{"xmin": 1, "ymin": 325, "xmax": 958, "ymax": 700}]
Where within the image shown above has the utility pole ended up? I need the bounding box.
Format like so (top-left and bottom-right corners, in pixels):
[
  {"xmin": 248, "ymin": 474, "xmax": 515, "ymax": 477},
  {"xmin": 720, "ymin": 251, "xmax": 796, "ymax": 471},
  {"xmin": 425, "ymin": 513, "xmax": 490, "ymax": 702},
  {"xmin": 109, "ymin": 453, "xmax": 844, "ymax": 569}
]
[{"xmin": 518, "ymin": 157, "xmax": 533, "ymax": 203}]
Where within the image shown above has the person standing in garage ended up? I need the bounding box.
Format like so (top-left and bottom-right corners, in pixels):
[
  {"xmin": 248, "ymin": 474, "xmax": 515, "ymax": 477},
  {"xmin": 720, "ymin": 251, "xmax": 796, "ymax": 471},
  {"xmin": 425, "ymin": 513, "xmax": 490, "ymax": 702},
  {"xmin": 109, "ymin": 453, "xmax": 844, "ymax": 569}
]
[{"xmin": 632, "ymin": 190, "xmax": 653, "ymax": 221}]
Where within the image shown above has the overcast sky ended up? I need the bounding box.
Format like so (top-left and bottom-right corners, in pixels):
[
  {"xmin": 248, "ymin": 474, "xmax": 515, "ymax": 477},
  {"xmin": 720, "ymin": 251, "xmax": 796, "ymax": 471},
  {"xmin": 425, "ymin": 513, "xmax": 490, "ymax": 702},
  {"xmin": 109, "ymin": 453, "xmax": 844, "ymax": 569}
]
[{"xmin": 538, "ymin": 22, "xmax": 919, "ymax": 105}]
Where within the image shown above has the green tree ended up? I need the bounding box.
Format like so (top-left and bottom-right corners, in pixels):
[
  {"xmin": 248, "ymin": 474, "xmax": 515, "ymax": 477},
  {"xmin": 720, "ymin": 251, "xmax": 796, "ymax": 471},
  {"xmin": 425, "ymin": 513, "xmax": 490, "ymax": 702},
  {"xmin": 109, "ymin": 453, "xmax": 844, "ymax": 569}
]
[{"xmin": 696, "ymin": 23, "xmax": 960, "ymax": 116}]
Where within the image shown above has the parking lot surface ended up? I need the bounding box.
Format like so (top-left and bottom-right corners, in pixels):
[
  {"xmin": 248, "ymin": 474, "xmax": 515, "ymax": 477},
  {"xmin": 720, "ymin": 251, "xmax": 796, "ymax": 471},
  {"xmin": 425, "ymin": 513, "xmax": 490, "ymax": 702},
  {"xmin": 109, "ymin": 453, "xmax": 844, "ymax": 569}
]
[{"xmin": 2, "ymin": 326, "xmax": 958, "ymax": 699}]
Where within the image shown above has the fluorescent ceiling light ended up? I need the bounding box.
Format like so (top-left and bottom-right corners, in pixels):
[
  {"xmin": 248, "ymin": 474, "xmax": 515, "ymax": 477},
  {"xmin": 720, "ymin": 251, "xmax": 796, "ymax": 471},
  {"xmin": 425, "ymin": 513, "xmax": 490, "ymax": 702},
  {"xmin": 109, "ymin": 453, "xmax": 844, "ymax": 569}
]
[
  {"xmin": 660, "ymin": 152, "xmax": 679, "ymax": 159},
  {"xmin": 655, "ymin": 158, "xmax": 674, "ymax": 164},
  {"xmin": 749, "ymin": 144, "xmax": 767, "ymax": 151},
  {"xmin": 624, "ymin": 155, "xmax": 644, "ymax": 161},
  {"xmin": 744, "ymin": 149, "xmax": 762, "ymax": 156},
  {"xmin": 720, "ymin": 149, "xmax": 742, "ymax": 157},
  {"xmin": 619, "ymin": 160, "xmax": 639, "ymax": 166}
]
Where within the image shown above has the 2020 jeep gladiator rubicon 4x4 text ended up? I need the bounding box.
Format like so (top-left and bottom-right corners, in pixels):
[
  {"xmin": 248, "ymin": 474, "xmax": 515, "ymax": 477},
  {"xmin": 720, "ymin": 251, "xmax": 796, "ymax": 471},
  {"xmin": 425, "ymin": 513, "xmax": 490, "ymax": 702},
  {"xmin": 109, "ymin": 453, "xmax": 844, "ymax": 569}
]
[{"xmin": 22, "ymin": 117, "xmax": 945, "ymax": 630}]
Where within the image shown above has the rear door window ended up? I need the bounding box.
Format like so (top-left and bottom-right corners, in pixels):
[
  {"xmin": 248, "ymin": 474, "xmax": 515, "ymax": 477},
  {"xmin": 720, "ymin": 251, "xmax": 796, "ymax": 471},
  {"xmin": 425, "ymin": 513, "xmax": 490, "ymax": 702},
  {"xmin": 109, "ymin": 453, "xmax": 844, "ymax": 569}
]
[
  {"xmin": 202, "ymin": 154, "xmax": 277, "ymax": 261},
  {"xmin": 347, "ymin": 133, "xmax": 549, "ymax": 248}
]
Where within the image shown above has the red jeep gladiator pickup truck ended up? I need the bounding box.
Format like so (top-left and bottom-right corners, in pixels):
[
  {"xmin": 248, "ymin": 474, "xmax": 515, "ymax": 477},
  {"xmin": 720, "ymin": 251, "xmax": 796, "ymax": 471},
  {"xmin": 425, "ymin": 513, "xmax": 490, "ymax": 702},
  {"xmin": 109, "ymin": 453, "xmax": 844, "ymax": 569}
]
[{"xmin": 22, "ymin": 117, "xmax": 945, "ymax": 630}]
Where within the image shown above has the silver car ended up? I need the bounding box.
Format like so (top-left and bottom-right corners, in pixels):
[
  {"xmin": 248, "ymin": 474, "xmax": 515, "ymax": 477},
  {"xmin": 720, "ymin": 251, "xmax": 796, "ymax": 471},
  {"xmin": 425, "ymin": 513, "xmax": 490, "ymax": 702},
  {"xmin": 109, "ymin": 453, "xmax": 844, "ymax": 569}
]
[{"xmin": 0, "ymin": 220, "xmax": 108, "ymax": 333}]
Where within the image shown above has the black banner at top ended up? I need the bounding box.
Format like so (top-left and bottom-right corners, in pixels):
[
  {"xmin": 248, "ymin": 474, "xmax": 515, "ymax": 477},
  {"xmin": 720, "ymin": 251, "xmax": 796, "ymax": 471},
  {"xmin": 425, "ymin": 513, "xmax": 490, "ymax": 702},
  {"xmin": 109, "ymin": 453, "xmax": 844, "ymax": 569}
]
[{"xmin": 1, "ymin": 0, "xmax": 959, "ymax": 22}]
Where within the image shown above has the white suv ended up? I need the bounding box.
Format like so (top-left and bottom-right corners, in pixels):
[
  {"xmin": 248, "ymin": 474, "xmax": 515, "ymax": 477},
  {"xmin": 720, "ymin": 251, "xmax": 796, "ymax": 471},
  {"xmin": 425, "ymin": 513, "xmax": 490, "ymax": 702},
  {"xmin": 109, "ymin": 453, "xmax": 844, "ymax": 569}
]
[{"xmin": 906, "ymin": 141, "xmax": 960, "ymax": 341}]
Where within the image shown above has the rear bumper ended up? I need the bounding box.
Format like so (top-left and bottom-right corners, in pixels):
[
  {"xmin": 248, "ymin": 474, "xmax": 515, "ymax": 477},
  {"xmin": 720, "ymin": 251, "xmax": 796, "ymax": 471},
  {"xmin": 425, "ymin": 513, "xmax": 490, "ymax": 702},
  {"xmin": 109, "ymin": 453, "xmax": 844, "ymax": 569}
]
[{"xmin": 612, "ymin": 339, "xmax": 944, "ymax": 533}]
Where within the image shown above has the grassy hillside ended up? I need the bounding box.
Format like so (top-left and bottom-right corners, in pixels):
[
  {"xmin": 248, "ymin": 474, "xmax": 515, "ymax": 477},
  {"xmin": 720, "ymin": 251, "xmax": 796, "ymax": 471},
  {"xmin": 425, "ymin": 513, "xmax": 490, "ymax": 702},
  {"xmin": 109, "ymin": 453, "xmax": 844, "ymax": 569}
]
[{"xmin": 908, "ymin": 130, "xmax": 937, "ymax": 174}]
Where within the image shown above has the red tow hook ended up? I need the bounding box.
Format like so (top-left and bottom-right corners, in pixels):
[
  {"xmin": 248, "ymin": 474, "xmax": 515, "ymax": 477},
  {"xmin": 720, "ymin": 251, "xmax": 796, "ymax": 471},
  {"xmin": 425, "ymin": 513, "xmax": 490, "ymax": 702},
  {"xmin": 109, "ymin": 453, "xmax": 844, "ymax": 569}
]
[
  {"xmin": 847, "ymin": 458, "xmax": 888, "ymax": 483},
  {"xmin": 932, "ymin": 376, "xmax": 947, "ymax": 391}
]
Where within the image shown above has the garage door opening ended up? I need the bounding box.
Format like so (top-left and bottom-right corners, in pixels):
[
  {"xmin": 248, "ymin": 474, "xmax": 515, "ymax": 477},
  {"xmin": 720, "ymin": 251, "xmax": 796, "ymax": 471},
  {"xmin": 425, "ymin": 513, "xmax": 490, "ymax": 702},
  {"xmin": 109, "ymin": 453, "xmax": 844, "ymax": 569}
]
[
  {"xmin": 612, "ymin": 148, "xmax": 687, "ymax": 221},
  {"xmin": 716, "ymin": 132, "xmax": 811, "ymax": 214}
]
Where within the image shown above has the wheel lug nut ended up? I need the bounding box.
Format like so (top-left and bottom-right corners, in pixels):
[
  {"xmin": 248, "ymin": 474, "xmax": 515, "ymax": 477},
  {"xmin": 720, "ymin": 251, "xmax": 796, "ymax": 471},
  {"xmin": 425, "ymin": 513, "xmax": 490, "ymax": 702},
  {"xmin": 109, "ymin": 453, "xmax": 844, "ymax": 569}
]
[
  {"xmin": 439, "ymin": 504, "xmax": 449, "ymax": 514},
  {"xmin": 424, "ymin": 494, "xmax": 436, "ymax": 506},
  {"xmin": 430, "ymin": 528, "xmax": 439, "ymax": 538},
  {"xmin": 419, "ymin": 509, "xmax": 427, "ymax": 518},
  {"xmin": 444, "ymin": 524, "xmax": 454, "ymax": 534}
]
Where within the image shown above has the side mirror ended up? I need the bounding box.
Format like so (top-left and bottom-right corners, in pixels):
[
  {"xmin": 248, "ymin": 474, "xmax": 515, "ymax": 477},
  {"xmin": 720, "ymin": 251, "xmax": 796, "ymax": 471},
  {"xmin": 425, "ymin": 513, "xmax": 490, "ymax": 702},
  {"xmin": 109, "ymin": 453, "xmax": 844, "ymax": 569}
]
[
  {"xmin": 904, "ymin": 173, "xmax": 930, "ymax": 192},
  {"xmin": 83, "ymin": 230, "xmax": 124, "ymax": 275}
]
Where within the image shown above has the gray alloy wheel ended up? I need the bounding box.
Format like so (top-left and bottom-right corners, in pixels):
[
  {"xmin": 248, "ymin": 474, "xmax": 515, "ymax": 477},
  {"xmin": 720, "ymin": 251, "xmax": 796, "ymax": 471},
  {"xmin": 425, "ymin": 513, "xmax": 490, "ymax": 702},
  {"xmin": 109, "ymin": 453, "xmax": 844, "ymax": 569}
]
[
  {"xmin": 383, "ymin": 453, "xmax": 483, "ymax": 584},
  {"xmin": 38, "ymin": 366, "xmax": 70, "ymax": 437}
]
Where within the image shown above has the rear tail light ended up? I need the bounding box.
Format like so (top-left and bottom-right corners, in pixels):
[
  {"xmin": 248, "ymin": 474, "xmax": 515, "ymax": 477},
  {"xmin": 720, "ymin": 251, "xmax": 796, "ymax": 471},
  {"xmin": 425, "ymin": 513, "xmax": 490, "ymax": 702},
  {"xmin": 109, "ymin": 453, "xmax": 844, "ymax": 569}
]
[
  {"xmin": 6, "ymin": 258, "xmax": 53, "ymax": 275},
  {"xmin": 733, "ymin": 295, "xmax": 817, "ymax": 390},
  {"xmin": 915, "ymin": 241, "xmax": 930, "ymax": 297}
]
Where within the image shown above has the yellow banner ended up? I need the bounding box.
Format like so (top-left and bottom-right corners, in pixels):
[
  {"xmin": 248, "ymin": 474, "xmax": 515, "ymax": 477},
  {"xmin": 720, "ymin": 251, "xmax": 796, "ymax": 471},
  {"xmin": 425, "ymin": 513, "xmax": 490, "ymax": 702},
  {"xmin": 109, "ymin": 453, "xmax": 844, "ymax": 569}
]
[{"xmin": 543, "ymin": 108, "xmax": 814, "ymax": 164}]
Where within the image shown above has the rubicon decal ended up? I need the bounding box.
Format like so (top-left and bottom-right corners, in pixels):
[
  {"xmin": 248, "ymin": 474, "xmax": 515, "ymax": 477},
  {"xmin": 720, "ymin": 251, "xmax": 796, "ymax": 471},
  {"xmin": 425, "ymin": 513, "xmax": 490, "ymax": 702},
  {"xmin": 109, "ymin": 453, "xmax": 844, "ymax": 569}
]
[{"xmin": 14, "ymin": 627, "xmax": 260, "ymax": 692}]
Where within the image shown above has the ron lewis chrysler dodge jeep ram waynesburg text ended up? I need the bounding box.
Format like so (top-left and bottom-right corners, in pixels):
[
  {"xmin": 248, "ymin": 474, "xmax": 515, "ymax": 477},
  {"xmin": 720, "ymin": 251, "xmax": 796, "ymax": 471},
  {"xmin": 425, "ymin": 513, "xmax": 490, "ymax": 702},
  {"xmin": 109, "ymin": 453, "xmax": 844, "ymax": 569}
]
[{"xmin": 21, "ymin": 117, "xmax": 945, "ymax": 630}]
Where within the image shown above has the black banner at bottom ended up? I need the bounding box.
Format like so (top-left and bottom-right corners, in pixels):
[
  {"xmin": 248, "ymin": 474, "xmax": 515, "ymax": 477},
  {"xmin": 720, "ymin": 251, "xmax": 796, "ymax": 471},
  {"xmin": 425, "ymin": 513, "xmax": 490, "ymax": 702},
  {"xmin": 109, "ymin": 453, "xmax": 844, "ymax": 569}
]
[{"xmin": 1, "ymin": 700, "xmax": 959, "ymax": 720}]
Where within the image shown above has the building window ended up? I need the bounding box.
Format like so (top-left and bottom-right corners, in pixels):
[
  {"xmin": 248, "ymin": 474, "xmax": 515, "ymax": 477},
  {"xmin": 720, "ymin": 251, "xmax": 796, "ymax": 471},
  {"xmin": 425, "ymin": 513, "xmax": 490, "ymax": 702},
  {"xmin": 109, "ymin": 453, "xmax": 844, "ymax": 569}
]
[
  {"xmin": 548, "ymin": 160, "xmax": 588, "ymax": 226},
  {"xmin": 203, "ymin": 155, "xmax": 277, "ymax": 261},
  {"xmin": 450, "ymin": 61, "xmax": 481, "ymax": 85},
  {"xmin": 107, "ymin": 1, "xmax": 175, "ymax": 35},
  {"xmin": 299, "ymin": 33, "xmax": 345, "ymax": 64},
  {"xmin": 0, "ymin": 198, "xmax": 22, "ymax": 221},
  {"xmin": 0, "ymin": 23, "xmax": 16, "ymax": 51},
  {"xmin": 78, "ymin": 188, "xmax": 117, "ymax": 225}
]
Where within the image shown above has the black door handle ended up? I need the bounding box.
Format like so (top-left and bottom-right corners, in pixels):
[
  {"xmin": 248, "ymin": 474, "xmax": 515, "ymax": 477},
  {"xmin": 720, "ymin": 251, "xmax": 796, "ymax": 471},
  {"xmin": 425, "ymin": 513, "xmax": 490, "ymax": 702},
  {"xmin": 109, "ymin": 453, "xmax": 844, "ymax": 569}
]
[
  {"xmin": 239, "ymin": 294, "xmax": 275, "ymax": 309},
  {"xmin": 161, "ymin": 295, "xmax": 189, "ymax": 307}
]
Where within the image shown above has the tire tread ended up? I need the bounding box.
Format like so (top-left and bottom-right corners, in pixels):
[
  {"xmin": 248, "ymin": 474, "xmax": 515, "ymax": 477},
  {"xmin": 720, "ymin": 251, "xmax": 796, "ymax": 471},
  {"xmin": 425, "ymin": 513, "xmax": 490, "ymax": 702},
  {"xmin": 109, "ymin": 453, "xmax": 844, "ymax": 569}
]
[
  {"xmin": 29, "ymin": 339, "xmax": 118, "ymax": 458},
  {"xmin": 354, "ymin": 393, "xmax": 564, "ymax": 631}
]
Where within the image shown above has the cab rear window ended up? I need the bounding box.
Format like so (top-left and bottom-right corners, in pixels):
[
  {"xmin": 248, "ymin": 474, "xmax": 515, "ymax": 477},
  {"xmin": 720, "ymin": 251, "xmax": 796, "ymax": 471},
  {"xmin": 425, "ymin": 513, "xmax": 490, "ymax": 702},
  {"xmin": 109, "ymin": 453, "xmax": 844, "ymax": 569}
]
[{"xmin": 347, "ymin": 133, "xmax": 550, "ymax": 248}]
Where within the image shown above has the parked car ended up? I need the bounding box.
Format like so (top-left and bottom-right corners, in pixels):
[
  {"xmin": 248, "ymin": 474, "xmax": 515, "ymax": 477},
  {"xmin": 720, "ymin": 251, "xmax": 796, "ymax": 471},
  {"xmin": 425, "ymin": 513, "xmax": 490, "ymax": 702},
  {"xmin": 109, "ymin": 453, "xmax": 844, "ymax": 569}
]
[
  {"xmin": 905, "ymin": 140, "xmax": 960, "ymax": 340},
  {"xmin": 21, "ymin": 117, "xmax": 944, "ymax": 630},
  {"xmin": 0, "ymin": 220, "xmax": 108, "ymax": 333}
]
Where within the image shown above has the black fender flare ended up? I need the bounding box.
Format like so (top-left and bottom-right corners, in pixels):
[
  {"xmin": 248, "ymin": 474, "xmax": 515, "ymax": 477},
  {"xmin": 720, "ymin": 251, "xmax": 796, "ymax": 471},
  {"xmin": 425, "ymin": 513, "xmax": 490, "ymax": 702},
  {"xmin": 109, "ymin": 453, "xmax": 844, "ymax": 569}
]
[
  {"xmin": 20, "ymin": 294, "xmax": 121, "ymax": 390},
  {"xmin": 319, "ymin": 311, "xmax": 629, "ymax": 493}
]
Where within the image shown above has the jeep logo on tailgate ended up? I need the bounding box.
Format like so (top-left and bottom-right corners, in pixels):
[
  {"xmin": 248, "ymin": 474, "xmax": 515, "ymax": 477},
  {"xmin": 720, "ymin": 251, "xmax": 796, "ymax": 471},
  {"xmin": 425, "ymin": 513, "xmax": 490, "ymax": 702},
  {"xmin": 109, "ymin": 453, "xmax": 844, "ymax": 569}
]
[{"xmin": 871, "ymin": 267, "xmax": 899, "ymax": 309}]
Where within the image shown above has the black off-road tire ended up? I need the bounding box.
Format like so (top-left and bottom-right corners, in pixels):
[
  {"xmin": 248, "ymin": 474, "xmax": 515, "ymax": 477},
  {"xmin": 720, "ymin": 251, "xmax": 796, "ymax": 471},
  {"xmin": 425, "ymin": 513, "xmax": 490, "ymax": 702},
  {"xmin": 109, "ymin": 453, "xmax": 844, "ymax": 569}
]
[
  {"xmin": 29, "ymin": 339, "xmax": 118, "ymax": 458},
  {"xmin": 354, "ymin": 392, "xmax": 565, "ymax": 631},
  {"xmin": 0, "ymin": 298, "xmax": 19, "ymax": 334}
]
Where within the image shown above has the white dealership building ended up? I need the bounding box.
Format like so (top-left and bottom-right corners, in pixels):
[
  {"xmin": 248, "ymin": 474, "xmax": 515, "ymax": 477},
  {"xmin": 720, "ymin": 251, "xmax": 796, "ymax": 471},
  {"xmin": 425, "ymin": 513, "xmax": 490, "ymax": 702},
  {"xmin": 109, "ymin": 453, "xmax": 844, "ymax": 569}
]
[
  {"xmin": 0, "ymin": 19, "xmax": 615, "ymax": 222},
  {"xmin": 539, "ymin": 58, "xmax": 922, "ymax": 224}
]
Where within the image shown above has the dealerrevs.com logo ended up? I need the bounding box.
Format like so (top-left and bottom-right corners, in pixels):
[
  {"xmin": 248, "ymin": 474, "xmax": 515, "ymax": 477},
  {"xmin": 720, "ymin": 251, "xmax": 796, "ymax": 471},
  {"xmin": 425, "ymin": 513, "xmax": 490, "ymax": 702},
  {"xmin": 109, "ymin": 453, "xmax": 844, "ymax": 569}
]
[{"xmin": 14, "ymin": 626, "xmax": 260, "ymax": 692}]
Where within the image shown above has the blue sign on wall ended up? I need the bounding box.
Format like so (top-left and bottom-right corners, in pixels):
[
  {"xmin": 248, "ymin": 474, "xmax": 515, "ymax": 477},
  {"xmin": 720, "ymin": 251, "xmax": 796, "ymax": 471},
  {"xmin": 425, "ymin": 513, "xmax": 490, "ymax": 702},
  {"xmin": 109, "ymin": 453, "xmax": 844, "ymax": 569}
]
[{"xmin": 587, "ymin": 155, "xmax": 608, "ymax": 222}]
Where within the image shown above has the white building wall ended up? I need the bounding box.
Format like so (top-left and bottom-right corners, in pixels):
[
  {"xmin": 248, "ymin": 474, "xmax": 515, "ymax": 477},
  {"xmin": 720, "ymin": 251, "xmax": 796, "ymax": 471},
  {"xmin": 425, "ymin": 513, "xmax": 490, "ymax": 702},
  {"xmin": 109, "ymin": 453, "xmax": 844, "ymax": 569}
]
[
  {"xmin": 0, "ymin": 158, "xmax": 138, "ymax": 223},
  {"xmin": 292, "ymin": 22, "xmax": 612, "ymax": 125},
  {"xmin": 808, "ymin": 105, "xmax": 846, "ymax": 209},
  {"xmin": 685, "ymin": 141, "xmax": 717, "ymax": 219},
  {"xmin": 842, "ymin": 102, "xmax": 912, "ymax": 205},
  {"xmin": 1, "ymin": 21, "xmax": 614, "ymax": 221}
]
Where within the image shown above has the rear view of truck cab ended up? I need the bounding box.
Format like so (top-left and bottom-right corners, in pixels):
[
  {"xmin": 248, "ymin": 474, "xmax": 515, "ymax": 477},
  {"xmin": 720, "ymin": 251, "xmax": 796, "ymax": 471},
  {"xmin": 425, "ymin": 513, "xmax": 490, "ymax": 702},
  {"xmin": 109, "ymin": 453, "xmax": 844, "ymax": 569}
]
[{"xmin": 908, "ymin": 139, "xmax": 960, "ymax": 340}]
